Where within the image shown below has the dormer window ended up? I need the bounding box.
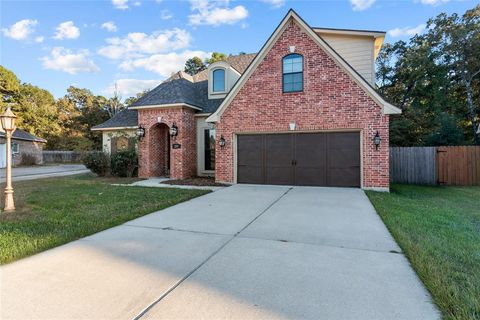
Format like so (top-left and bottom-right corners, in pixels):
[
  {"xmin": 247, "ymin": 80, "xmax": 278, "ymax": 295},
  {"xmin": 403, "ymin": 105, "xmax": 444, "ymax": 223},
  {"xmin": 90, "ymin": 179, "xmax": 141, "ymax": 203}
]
[
  {"xmin": 213, "ymin": 69, "xmax": 226, "ymax": 92},
  {"xmin": 283, "ymin": 53, "xmax": 303, "ymax": 93}
]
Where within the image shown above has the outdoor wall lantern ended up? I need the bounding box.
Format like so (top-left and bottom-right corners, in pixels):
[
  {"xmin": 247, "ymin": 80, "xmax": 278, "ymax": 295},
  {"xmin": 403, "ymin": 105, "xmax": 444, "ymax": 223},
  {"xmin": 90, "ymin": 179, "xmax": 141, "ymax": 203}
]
[
  {"xmin": 219, "ymin": 135, "xmax": 226, "ymax": 148},
  {"xmin": 170, "ymin": 122, "xmax": 178, "ymax": 138},
  {"xmin": 136, "ymin": 125, "xmax": 145, "ymax": 139},
  {"xmin": 373, "ymin": 131, "xmax": 382, "ymax": 150}
]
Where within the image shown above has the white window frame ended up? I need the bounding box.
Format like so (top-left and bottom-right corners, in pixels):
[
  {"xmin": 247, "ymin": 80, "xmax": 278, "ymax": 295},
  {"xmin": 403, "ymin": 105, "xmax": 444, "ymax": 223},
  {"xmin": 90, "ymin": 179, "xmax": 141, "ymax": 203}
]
[
  {"xmin": 211, "ymin": 67, "xmax": 227, "ymax": 94},
  {"xmin": 12, "ymin": 142, "xmax": 19, "ymax": 154}
]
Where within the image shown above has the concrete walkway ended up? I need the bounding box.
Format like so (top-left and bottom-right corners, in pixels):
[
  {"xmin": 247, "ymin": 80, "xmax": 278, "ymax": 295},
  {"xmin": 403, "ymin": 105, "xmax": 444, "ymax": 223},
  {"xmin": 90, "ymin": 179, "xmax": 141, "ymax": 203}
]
[
  {"xmin": 0, "ymin": 185, "xmax": 440, "ymax": 320},
  {"xmin": 0, "ymin": 164, "xmax": 89, "ymax": 181}
]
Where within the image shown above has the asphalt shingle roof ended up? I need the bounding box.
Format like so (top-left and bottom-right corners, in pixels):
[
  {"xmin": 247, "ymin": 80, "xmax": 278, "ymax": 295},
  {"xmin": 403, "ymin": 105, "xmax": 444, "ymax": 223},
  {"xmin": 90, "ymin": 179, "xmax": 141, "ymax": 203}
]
[
  {"xmin": 0, "ymin": 129, "xmax": 46, "ymax": 143},
  {"xmin": 91, "ymin": 108, "xmax": 138, "ymax": 130},
  {"xmin": 95, "ymin": 53, "xmax": 256, "ymax": 129}
]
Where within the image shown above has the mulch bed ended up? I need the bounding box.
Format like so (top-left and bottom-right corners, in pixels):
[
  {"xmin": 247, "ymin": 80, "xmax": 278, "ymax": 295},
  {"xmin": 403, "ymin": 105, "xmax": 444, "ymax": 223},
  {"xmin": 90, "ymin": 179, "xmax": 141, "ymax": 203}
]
[{"xmin": 161, "ymin": 177, "xmax": 228, "ymax": 187}]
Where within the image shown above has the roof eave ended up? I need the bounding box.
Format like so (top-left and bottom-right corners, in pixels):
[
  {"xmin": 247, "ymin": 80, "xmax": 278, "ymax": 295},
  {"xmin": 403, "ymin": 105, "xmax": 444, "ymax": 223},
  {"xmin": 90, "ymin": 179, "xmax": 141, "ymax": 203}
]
[
  {"xmin": 129, "ymin": 103, "xmax": 202, "ymax": 111},
  {"xmin": 91, "ymin": 126, "xmax": 138, "ymax": 131}
]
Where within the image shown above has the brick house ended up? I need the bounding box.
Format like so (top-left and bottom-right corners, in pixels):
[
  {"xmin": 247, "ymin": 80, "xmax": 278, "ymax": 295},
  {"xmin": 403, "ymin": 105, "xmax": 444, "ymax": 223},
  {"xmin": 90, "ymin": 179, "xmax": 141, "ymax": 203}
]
[
  {"xmin": 93, "ymin": 10, "xmax": 400, "ymax": 191},
  {"xmin": 0, "ymin": 129, "xmax": 46, "ymax": 167}
]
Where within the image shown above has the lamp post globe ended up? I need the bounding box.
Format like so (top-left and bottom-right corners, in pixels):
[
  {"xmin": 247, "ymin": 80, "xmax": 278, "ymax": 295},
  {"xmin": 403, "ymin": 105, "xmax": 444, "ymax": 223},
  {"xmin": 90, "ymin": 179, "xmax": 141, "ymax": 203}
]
[{"xmin": 0, "ymin": 105, "xmax": 17, "ymax": 212}]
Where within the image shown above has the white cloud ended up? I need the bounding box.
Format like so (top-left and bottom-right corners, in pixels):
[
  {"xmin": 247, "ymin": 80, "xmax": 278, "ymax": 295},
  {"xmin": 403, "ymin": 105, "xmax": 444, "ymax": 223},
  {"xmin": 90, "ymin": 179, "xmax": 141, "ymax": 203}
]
[
  {"xmin": 350, "ymin": 0, "xmax": 375, "ymax": 11},
  {"xmin": 119, "ymin": 50, "xmax": 210, "ymax": 77},
  {"xmin": 189, "ymin": 0, "xmax": 248, "ymax": 26},
  {"xmin": 418, "ymin": 0, "xmax": 449, "ymax": 5},
  {"xmin": 54, "ymin": 21, "xmax": 80, "ymax": 39},
  {"xmin": 160, "ymin": 9, "xmax": 173, "ymax": 20},
  {"xmin": 260, "ymin": 0, "xmax": 285, "ymax": 8},
  {"xmin": 388, "ymin": 24, "xmax": 426, "ymax": 37},
  {"xmin": 133, "ymin": 1, "xmax": 141, "ymax": 6},
  {"xmin": 98, "ymin": 28, "xmax": 191, "ymax": 60},
  {"xmin": 104, "ymin": 79, "xmax": 160, "ymax": 97},
  {"xmin": 35, "ymin": 36, "xmax": 44, "ymax": 43},
  {"xmin": 101, "ymin": 21, "xmax": 118, "ymax": 32},
  {"xmin": 41, "ymin": 47, "xmax": 99, "ymax": 74},
  {"xmin": 2, "ymin": 19, "xmax": 38, "ymax": 40},
  {"xmin": 112, "ymin": 0, "xmax": 128, "ymax": 9}
]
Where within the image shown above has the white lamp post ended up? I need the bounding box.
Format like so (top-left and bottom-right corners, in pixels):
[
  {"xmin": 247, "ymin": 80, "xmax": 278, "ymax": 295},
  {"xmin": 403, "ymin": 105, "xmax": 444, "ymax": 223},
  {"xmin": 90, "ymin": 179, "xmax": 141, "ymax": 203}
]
[{"xmin": 0, "ymin": 106, "xmax": 17, "ymax": 211}]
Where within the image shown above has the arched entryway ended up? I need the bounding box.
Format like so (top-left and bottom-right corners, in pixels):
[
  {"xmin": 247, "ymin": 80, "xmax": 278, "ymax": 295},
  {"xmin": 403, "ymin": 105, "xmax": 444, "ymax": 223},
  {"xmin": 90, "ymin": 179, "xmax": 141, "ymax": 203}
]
[{"xmin": 148, "ymin": 123, "xmax": 170, "ymax": 177}]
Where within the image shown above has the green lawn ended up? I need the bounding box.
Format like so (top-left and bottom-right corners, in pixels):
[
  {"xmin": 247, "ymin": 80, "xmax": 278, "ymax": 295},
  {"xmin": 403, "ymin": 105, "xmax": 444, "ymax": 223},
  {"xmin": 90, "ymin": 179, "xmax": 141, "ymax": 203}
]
[
  {"xmin": 366, "ymin": 185, "xmax": 480, "ymax": 320},
  {"xmin": 0, "ymin": 174, "xmax": 210, "ymax": 264}
]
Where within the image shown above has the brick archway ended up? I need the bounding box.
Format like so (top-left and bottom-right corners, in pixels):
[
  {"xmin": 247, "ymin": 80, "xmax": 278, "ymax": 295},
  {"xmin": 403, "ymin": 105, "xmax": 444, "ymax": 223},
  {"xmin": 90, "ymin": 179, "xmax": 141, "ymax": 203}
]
[{"xmin": 148, "ymin": 123, "xmax": 170, "ymax": 177}]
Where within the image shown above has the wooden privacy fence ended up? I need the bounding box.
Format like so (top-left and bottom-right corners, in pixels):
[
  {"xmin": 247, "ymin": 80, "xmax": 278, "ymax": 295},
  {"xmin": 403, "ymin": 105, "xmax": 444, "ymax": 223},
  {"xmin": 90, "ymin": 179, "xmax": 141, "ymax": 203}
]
[
  {"xmin": 42, "ymin": 151, "xmax": 90, "ymax": 164},
  {"xmin": 390, "ymin": 146, "xmax": 480, "ymax": 186}
]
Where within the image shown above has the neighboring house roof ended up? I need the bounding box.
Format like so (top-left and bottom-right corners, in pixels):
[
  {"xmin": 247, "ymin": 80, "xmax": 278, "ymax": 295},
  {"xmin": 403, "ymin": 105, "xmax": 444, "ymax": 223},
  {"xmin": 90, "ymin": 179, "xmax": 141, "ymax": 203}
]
[
  {"xmin": 91, "ymin": 108, "xmax": 138, "ymax": 131},
  {"xmin": 0, "ymin": 129, "xmax": 47, "ymax": 143},
  {"xmin": 207, "ymin": 9, "xmax": 401, "ymax": 123}
]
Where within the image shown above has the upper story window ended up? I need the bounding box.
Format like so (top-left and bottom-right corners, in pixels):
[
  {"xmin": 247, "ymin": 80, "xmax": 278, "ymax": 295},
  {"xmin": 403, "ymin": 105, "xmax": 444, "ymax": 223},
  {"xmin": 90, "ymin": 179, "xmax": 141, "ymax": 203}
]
[
  {"xmin": 282, "ymin": 53, "xmax": 303, "ymax": 93},
  {"xmin": 212, "ymin": 69, "xmax": 226, "ymax": 92}
]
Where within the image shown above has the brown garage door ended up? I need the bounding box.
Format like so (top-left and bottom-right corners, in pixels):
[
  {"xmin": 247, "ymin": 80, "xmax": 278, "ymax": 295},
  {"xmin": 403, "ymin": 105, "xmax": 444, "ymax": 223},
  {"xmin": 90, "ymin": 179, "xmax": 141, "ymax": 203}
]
[{"xmin": 237, "ymin": 132, "xmax": 360, "ymax": 187}]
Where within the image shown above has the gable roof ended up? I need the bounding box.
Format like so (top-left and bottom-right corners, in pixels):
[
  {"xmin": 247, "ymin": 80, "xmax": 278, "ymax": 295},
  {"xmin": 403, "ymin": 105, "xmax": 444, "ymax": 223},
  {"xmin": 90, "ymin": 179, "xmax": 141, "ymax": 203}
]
[
  {"xmin": 91, "ymin": 108, "xmax": 138, "ymax": 131},
  {"xmin": 0, "ymin": 129, "xmax": 47, "ymax": 143},
  {"xmin": 206, "ymin": 9, "xmax": 401, "ymax": 123}
]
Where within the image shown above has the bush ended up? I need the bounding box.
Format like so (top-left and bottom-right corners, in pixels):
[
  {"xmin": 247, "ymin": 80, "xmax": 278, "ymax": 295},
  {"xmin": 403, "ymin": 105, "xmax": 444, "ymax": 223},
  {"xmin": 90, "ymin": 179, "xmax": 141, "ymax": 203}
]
[
  {"xmin": 20, "ymin": 153, "xmax": 39, "ymax": 166},
  {"xmin": 83, "ymin": 152, "xmax": 110, "ymax": 177},
  {"xmin": 111, "ymin": 150, "xmax": 138, "ymax": 177}
]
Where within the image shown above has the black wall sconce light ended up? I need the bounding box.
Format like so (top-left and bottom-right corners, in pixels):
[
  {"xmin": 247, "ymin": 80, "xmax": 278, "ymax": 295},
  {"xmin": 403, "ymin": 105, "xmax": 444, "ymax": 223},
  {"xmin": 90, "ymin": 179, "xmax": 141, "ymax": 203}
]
[
  {"xmin": 136, "ymin": 125, "xmax": 145, "ymax": 139},
  {"xmin": 169, "ymin": 122, "xmax": 178, "ymax": 138},
  {"xmin": 218, "ymin": 135, "xmax": 226, "ymax": 148},
  {"xmin": 373, "ymin": 131, "xmax": 381, "ymax": 150}
]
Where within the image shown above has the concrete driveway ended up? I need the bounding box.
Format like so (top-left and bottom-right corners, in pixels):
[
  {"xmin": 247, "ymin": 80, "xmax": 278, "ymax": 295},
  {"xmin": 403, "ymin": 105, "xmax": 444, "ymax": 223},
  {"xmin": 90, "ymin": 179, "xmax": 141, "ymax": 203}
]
[
  {"xmin": 0, "ymin": 164, "xmax": 89, "ymax": 181},
  {"xmin": 0, "ymin": 185, "xmax": 440, "ymax": 320}
]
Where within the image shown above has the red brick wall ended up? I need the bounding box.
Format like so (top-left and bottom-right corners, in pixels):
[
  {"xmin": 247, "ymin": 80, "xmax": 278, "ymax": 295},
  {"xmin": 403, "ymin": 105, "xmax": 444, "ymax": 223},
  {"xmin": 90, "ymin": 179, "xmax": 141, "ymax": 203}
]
[
  {"xmin": 137, "ymin": 107, "xmax": 197, "ymax": 179},
  {"xmin": 215, "ymin": 20, "xmax": 390, "ymax": 189}
]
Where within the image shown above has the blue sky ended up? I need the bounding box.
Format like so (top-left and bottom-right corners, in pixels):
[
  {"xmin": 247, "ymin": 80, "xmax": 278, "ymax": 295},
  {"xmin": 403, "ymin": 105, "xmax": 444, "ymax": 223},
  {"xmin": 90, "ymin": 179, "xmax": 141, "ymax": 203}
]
[{"xmin": 0, "ymin": 0, "xmax": 476, "ymax": 100}]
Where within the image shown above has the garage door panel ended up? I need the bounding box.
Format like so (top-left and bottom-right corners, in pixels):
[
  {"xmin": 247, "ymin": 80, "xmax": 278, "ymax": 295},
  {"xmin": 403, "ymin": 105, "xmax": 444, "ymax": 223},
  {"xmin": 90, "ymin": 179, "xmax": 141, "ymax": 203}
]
[
  {"xmin": 328, "ymin": 167, "xmax": 361, "ymax": 187},
  {"xmin": 295, "ymin": 133, "xmax": 326, "ymax": 168},
  {"xmin": 328, "ymin": 132, "xmax": 360, "ymax": 148},
  {"xmin": 266, "ymin": 167, "xmax": 294, "ymax": 185},
  {"xmin": 327, "ymin": 148, "xmax": 360, "ymax": 168},
  {"xmin": 295, "ymin": 167, "xmax": 327, "ymax": 186},
  {"xmin": 238, "ymin": 166, "xmax": 264, "ymax": 184},
  {"xmin": 237, "ymin": 132, "xmax": 360, "ymax": 188},
  {"xmin": 237, "ymin": 135, "xmax": 264, "ymax": 184},
  {"xmin": 237, "ymin": 135, "xmax": 263, "ymax": 166},
  {"xmin": 265, "ymin": 134, "xmax": 292, "ymax": 166}
]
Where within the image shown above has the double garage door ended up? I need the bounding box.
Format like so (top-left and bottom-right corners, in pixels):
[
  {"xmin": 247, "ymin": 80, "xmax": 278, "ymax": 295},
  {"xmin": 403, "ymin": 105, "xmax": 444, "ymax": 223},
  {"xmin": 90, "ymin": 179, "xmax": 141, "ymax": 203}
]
[{"xmin": 237, "ymin": 132, "xmax": 360, "ymax": 187}]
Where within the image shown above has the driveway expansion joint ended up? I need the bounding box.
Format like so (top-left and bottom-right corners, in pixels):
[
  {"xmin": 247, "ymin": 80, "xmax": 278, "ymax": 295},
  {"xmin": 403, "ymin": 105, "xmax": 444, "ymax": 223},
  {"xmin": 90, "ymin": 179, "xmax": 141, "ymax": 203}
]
[{"xmin": 133, "ymin": 186, "xmax": 293, "ymax": 320}]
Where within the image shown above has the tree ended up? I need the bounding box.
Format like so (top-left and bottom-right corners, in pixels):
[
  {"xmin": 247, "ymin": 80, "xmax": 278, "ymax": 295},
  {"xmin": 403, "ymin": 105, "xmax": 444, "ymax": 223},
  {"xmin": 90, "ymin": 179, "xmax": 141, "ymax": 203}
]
[
  {"xmin": 0, "ymin": 65, "xmax": 20, "ymax": 107},
  {"xmin": 184, "ymin": 57, "xmax": 206, "ymax": 75},
  {"xmin": 425, "ymin": 5, "xmax": 480, "ymax": 144},
  {"xmin": 125, "ymin": 90, "xmax": 148, "ymax": 107},
  {"xmin": 105, "ymin": 83, "xmax": 124, "ymax": 118},
  {"xmin": 376, "ymin": 5, "xmax": 480, "ymax": 146},
  {"xmin": 205, "ymin": 52, "xmax": 227, "ymax": 65},
  {"xmin": 15, "ymin": 83, "xmax": 61, "ymax": 139}
]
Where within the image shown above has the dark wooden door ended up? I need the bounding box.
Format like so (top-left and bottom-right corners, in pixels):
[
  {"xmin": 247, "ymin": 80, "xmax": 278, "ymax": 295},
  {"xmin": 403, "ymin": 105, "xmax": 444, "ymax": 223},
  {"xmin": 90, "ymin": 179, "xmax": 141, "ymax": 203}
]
[
  {"xmin": 265, "ymin": 134, "xmax": 294, "ymax": 185},
  {"xmin": 326, "ymin": 132, "xmax": 360, "ymax": 187},
  {"xmin": 237, "ymin": 132, "xmax": 360, "ymax": 187},
  {"xmin": 295, "ymin": 133, "xmax": 327, "ymax": 186}
]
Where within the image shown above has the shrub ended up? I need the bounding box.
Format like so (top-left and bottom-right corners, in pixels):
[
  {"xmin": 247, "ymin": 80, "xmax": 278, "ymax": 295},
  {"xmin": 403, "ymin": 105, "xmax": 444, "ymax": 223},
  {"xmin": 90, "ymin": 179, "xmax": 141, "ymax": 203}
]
[
  {"xmin": 20, "ymin": 153, "xmax": 38, "ymax": 166},
  {"xmin": 111, "ymin": 150, "xmax": 138, "ymax": 177},
  {"xmin": 83, "ymin": 152, "xmax": 110, "ymax": 177}
]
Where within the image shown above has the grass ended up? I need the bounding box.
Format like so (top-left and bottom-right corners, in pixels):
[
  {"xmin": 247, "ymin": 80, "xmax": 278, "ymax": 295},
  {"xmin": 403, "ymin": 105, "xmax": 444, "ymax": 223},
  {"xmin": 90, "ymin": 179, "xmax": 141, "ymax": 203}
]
[
  {"xmin": 366, "ymin": 185, "xmax": 480, "ymax": 320},
  {"xmin": 0, "ymin": 174, "xmax": 210, "ymax": 264}
]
